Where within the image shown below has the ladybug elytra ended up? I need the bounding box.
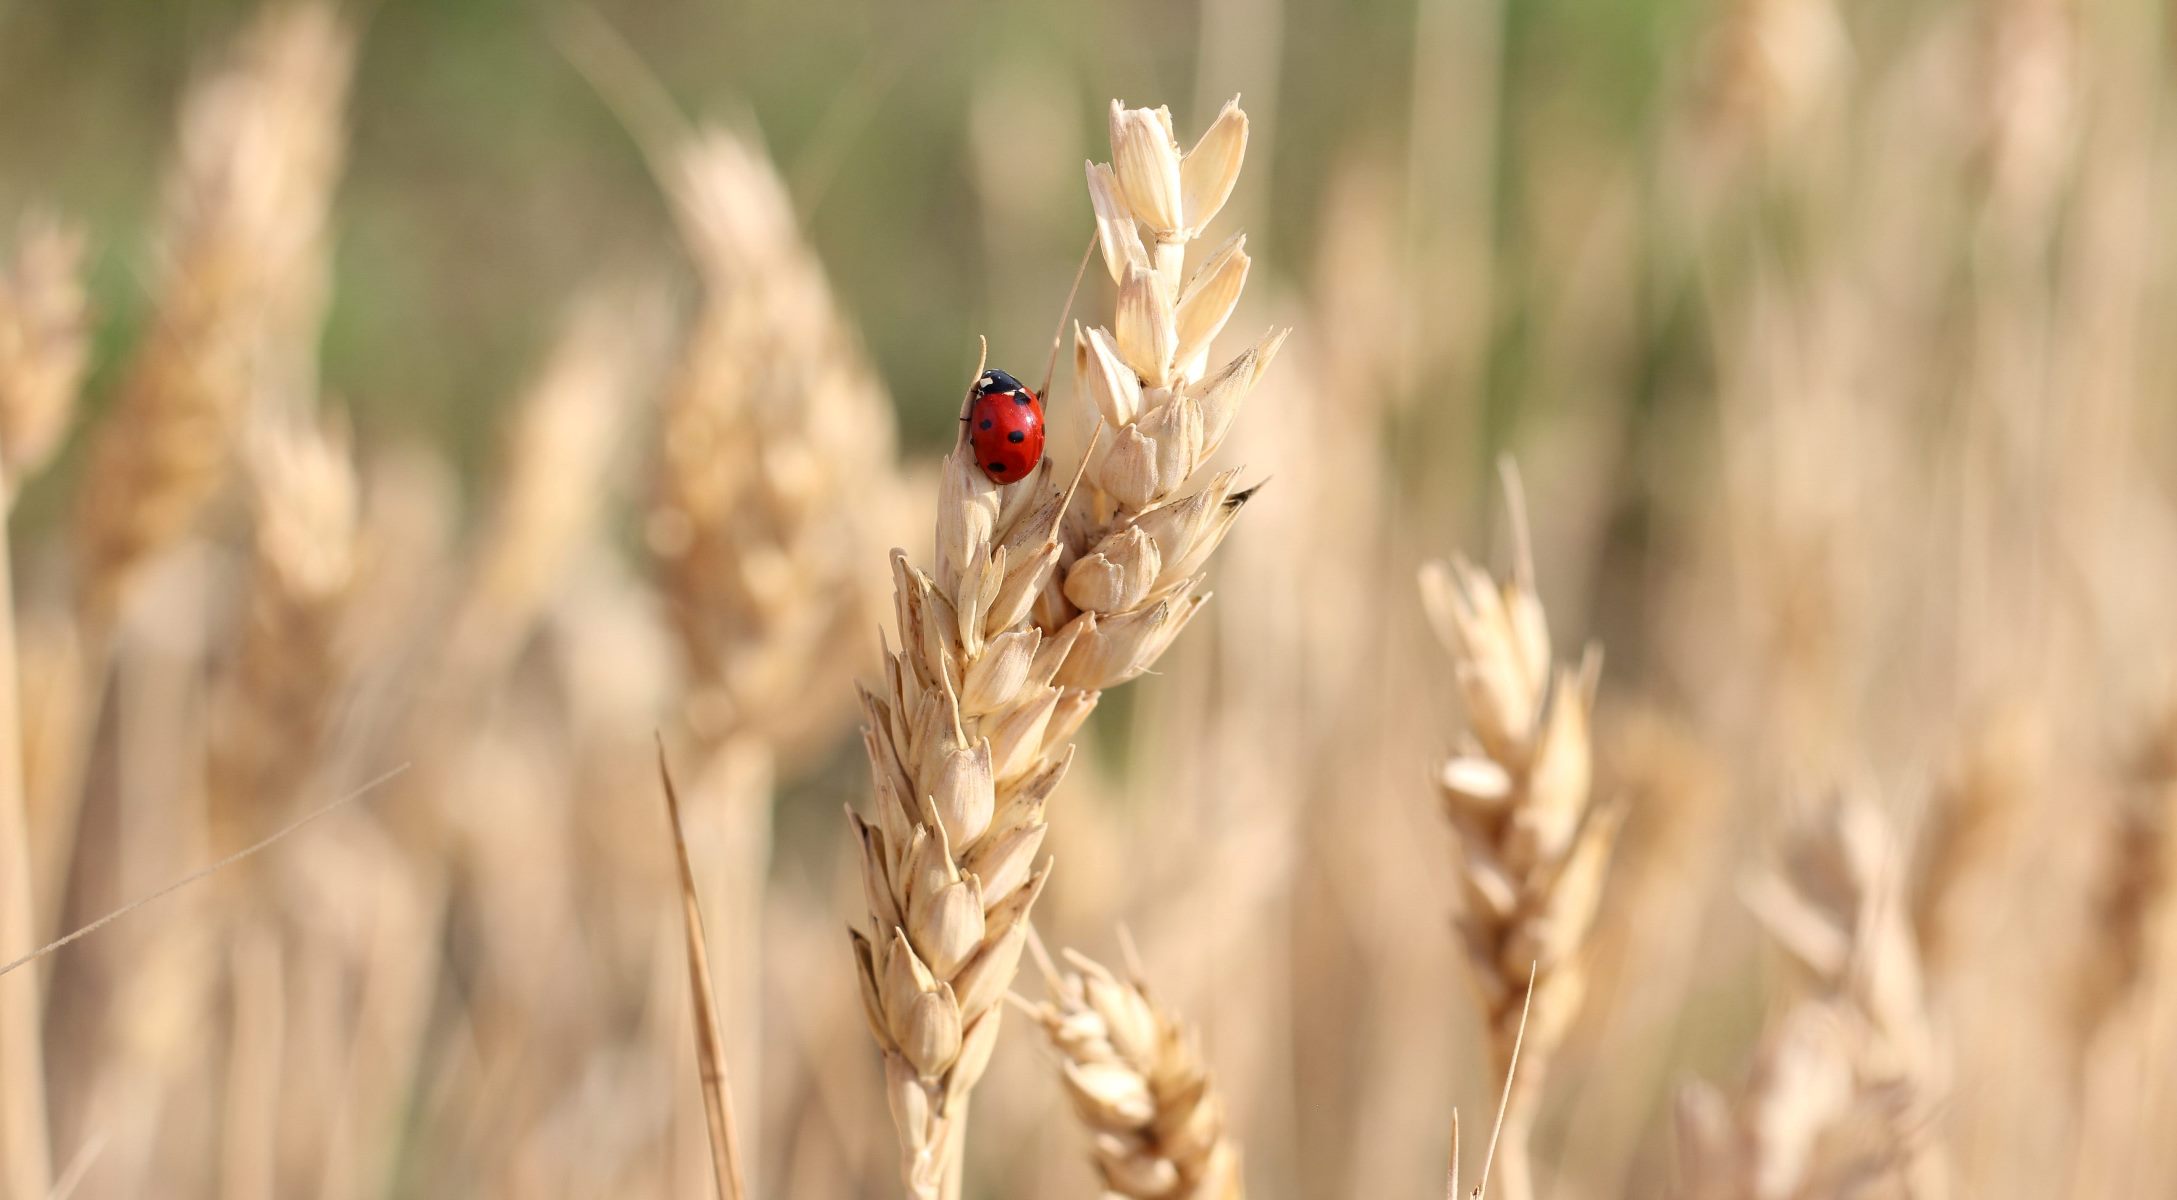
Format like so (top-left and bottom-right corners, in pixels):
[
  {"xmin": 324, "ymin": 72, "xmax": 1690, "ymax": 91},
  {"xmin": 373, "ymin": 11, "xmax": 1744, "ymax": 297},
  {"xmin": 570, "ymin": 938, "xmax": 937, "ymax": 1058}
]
[{"xmin": 965, "ymin": 368, "xmax": 1045, "ymax": 484}]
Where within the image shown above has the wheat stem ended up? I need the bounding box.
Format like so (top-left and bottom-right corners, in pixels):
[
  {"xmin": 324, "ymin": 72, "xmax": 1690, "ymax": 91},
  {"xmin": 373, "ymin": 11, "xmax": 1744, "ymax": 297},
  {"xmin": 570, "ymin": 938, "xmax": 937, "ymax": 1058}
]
[{"xmin": 0, "ymin": 456, "xmax": 51, "ymax": 1200}]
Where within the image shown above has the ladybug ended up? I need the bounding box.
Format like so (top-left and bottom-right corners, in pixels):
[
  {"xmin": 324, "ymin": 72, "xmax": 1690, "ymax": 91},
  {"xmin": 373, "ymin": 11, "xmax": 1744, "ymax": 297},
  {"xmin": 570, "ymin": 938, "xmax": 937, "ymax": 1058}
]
[{"xmin": 965, "ymin": 368, "xmax": 1045, "ymax": 484}]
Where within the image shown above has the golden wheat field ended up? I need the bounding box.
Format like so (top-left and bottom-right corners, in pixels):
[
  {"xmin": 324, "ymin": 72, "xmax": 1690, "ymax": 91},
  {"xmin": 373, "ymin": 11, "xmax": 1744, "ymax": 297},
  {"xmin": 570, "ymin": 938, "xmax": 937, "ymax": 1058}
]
[{"xmin": 2, "ymin": 0, "xmax": 2176, "ymax": 1196}]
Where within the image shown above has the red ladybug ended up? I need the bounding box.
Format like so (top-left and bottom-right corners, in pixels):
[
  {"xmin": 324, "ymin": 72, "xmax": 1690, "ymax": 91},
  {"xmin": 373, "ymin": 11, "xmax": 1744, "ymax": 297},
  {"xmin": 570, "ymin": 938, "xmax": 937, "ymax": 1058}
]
[{"xmin": 965, "ymin": 368, "xmax": 1044, "ymax": 484}]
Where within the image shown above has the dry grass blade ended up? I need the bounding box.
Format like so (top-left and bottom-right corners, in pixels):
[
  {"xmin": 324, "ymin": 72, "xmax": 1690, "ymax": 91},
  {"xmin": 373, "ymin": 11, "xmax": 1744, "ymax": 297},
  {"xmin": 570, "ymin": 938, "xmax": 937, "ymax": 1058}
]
[
  {"xmin": 655, "ymin": 741, "xmax": 751, "ymax": 1200},
  {"xmin": 1447, "ymin": 1110, "xmax": 1460, "ymax": 1200},
  {"xmin": 0, "ymin": 763, "xmax": 408, "ymax": 981},
  {"xmin": 46, "ymin": 1130, "xmax": 105, "ymax": 1200},
  {"xmin": 1474, "ymin": 962, "xmax": 1536, "ymax": 1200}
]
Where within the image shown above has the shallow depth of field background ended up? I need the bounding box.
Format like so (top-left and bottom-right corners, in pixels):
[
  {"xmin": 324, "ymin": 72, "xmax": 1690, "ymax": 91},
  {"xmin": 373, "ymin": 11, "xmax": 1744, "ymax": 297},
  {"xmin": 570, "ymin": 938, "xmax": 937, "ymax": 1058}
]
[{"xmin": 3, "ymin": 0, "xmax": 2176, "ymax": 1196}]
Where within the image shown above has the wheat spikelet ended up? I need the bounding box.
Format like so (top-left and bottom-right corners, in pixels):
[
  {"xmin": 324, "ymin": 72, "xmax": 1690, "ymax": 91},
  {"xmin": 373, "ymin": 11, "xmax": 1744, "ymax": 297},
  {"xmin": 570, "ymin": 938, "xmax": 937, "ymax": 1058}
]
[
  {"xmin": 1026, "ymin": 941, "xmax": 1242, "ymax": 1200},
  {"xmin": 849, "ymin": 96, "xmax": 1278, "ymax": 1198},
  {"xmin": 648, "ymin": 126, "xmax": 896, "ymax": 756},
  {"xmin": 72, "ymin": 2, "xmax": 352, "ymax": 626},
  {"xmin": 1419, "ymin": 468, "xmax": 1617, "ymax": 1200},
  {"xmin": 1680, "ymin": 792, "xmax": 1946, "ymax": 1199},
  {"xmin": 0, "ymin": 214, "xmax": 90, "ymax": 497}
]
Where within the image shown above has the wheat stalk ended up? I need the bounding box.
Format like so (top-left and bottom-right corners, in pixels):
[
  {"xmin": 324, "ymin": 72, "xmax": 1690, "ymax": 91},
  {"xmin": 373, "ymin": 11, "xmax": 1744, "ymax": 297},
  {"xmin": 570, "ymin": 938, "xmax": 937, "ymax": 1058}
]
[
  {"xmin": 1419, "ymin": 465, "xmax": 1618, "ymax": 1200},
  {"xmin": 0, "ymin": 409, "xmax": 50, "ymax": 1200},
  {"xmin": 849, "ymin": 96, "xmax": 1279, "ymax": 1198},
  {"xmin": 0, "ymin": 207, "xmax": 92, "ymax": 1200},
  {"xmin": 1023, "ymin": 937, "xmax": 1242, "ymax": 1200},
  {"xmin": 1680, "ymin": 792, "xmax": 1946, "ymax": 1199}
]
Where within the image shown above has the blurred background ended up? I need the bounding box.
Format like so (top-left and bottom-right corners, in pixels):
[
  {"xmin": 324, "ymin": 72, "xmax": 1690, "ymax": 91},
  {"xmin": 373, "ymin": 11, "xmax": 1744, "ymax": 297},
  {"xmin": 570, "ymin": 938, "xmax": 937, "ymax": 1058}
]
[{"xmin": 2, "ymin": 0, "xmax": 2176, "ymax": 1196}]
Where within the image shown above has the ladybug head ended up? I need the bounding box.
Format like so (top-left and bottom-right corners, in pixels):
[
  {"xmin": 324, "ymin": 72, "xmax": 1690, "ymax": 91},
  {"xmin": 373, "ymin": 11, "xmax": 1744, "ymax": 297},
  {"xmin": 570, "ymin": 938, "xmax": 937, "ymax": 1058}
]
[{"xmin": 977, "ymin": 368, "xmax": 1029, "ymax": 398}]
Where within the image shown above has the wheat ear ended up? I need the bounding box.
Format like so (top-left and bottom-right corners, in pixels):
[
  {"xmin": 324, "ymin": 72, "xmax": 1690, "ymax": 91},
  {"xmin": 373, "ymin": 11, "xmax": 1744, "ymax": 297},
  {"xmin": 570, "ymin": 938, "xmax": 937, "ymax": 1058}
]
[
  {"xmin": 72, "ymin": 2, "xmax": 352, "ymax": 627},
  {"xmin": 1419, "ymin": 465, "xmax": 1618, "ymax": 1200},
  {"xmin": 1023, "ymin": 936, "xmax": 1242, "ymax": 1199},
  {"xmin": 1679, "ymin": 792, "xmax": 1946, "ymax": 1199},
  {"xmin": 849, "ymin": 96, "xmax": 1280, "ymax": 1199},
  {"xmin": 649, "ymin": 126, "xmax": 897, "ymax": 753}
]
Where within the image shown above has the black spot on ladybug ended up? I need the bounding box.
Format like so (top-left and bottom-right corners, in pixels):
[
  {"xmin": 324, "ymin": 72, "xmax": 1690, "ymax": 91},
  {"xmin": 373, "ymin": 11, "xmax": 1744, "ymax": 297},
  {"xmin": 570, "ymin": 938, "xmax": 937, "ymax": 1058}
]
[
  {"xmin": 980, "ymin": 418, "xmax": 993, "ymax": 430},
  {"xmin": 988, "ymin": 462, "xmax": 1007, "ymax": 475},
  {"xmin": 1007, "ymin": 430, "xmax": 1025, "ymax": 443}
]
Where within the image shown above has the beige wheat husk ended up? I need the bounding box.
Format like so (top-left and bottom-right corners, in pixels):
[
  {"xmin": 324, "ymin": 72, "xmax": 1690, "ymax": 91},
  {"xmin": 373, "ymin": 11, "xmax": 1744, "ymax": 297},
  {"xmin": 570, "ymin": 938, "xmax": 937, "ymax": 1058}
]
[
  {"xmin": 1026, "ymin": 940, "xmax": 1242, "ymax": 1200},
  {"xmin": 1420, "ymin": 467, "xmax": 1619, "ymax": 1200},
  {"xmin": 849, "ymin": 95, "xmax": 1281, "ymax": 1198}
]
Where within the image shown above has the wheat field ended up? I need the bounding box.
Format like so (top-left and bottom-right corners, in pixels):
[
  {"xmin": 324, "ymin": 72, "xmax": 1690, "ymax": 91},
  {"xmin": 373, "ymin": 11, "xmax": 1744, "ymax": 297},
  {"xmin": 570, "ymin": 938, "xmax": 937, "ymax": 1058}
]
[{"xmin": 2, "ymin": 0, "xmax": 2176, "ymax": 1197}]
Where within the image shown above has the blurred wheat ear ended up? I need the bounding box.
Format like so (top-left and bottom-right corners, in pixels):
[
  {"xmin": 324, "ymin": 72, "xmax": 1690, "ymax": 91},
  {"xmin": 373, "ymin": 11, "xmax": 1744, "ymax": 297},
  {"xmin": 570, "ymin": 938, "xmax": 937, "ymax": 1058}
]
[
  {"xmin": 1679, "ymin": 793, "xmax": 1946, "ymax": 1198},
  {"xmin": 72, "ymin": 1, "xmax": 352, "ymax": 629}
]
